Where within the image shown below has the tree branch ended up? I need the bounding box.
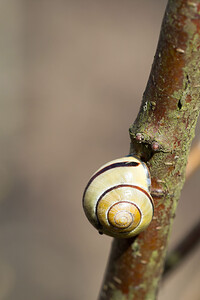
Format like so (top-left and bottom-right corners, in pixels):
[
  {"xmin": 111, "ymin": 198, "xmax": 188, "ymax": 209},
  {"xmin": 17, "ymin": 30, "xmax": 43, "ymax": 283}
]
[
  {"xmin": 99, "ymin": 1, "xmax": 200, "ymax": 299},
  {"xmin": 163, "ymin": 219, "xmax": 200, "ymax": 279}
]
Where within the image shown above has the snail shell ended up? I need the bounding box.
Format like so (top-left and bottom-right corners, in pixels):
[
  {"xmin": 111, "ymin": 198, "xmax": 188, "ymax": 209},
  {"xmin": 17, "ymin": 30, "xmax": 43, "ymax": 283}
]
[{"xmin": 82, "ymin": 156, "xmax": 154, "ymax": 238}]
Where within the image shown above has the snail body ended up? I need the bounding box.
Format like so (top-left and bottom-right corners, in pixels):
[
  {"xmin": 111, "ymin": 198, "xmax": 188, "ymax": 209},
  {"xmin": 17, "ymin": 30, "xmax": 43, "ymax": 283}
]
[{"xmin": 82, "ymin": 156, "xmax": 154, "ymax": 238}]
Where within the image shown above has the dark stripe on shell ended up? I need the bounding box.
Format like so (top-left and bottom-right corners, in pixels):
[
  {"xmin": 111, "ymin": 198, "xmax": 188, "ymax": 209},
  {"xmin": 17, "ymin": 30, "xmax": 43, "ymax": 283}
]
[{"xmin": 82, "ymin": 161, "xmax": 140, "ymax": 204}]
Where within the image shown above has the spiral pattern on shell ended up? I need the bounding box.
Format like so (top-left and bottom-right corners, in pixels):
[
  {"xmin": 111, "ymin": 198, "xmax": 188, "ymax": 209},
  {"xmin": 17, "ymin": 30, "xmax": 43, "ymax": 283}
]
[{"xmin": 82, "ymin": 156, "xmax": 154, "ymax": 238}]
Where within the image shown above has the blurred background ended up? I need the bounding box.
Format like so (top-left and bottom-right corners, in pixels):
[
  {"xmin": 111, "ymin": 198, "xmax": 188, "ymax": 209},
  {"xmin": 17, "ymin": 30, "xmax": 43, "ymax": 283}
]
[{"xmin": 0, "ymin": 0, "xmax": 200, "ymax": 299}]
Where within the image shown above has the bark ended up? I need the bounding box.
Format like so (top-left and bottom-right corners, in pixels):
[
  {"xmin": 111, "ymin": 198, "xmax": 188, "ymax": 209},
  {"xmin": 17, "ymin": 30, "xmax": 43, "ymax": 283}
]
[{"xmin": 98, "ymin": 1, "xmax": 200, "ymax": 299}]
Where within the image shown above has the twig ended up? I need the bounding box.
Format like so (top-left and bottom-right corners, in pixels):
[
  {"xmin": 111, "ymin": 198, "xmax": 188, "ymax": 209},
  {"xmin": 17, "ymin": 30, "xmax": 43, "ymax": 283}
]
[
  {"xmin": 98, "ymin": 1, "xmax": 200, "ymax": 299},
  {"xmin": 163, "ymin": 219, "xmax": 200, "ymax": 279},
  {"xmin": 161, "ymin": 141, "xmax": 200, "ymax": 279}
]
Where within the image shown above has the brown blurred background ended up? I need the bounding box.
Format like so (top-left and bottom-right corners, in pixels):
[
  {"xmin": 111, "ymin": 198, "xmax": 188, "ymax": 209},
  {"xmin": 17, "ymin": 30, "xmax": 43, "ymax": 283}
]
[{"xmin": 0, "ymin": 0, "xmax": 200, "ymax": 299}]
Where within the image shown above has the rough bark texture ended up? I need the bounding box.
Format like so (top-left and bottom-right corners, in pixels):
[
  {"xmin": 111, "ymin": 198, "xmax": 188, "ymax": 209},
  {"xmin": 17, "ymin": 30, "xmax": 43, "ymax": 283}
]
[{"xmin": 98, "ymin": 1, "xmax": 200, "ymax": 299}]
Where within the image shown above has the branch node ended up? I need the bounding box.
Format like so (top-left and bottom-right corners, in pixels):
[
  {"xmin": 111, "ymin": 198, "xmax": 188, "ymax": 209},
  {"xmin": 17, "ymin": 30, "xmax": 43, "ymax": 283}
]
[
  {"xmin": 151, "ymin": 141, "xmax": 160, "ymax": 151},
  {"xmin": 135, "ymin": 132, "xmax": 144, "ymax": 142}
]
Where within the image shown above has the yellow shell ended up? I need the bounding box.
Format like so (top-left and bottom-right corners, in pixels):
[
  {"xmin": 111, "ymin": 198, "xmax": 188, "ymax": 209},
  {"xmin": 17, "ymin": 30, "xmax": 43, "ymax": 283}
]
[{"xmin": 82, "ymin": 156, "xmax": 154, "ymax": 238}]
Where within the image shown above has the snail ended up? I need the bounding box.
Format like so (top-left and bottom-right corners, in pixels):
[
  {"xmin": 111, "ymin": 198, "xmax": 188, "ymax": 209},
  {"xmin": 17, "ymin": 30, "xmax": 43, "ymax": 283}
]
[{"xmin": 82, "ymin": 156, "xmax": 154, "ymax": 238}]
